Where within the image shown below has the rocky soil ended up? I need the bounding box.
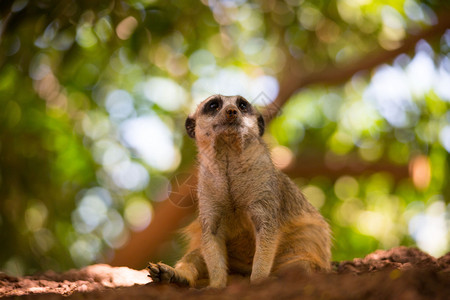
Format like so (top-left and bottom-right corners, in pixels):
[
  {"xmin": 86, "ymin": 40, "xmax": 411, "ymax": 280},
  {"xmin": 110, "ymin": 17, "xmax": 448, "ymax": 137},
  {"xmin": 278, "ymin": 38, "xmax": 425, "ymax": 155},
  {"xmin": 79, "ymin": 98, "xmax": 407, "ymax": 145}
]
[{"xmin": 1, "ymin": 247, "xmax": 449, "ymax": 299}]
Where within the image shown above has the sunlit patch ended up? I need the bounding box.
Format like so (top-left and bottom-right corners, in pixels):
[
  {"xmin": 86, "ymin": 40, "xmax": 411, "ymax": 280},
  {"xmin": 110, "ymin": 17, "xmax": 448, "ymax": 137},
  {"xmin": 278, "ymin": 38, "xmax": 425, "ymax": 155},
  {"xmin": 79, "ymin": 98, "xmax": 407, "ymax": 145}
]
[
  {"xmin": 33, "ymin": 228, "xmax": 55, "ymax": 254},
  {"xmin": 105, "ymin": 89, "xmax": 135, "ymax": 121},
  {"xmin": 404, "ymin": 0, "xmax": 424, "ymax": 22},
  {"xmin": 109, "ymin": 47, "xmax": 134, "ymax": 73},
  {"xmin": 435, "ymin": 56, "xmax": 450, "ymax": 101},
  {"xmin": 116, "ymin": 16, "xmax": 138, "ymax": 40},
  {"xmin": 52, "ymin": 29, "xmax": 75, "ymax": 51},
  {"xmin": 328, "ymin": 130, "xmax": 353, "ymax": 155},
  {"xmin": 237, "ymin": 4, "xmax": 263, "ymax": 31},
  {"xmin": 70, "ymin": 234, "xmax": 101, "ymax": 267},
  {"xmin": 378, "ymin": 6, "xmax": 406, "ymax": 50},
  {"xmin": 191, "ymin": 68, "xmax": 278, "ymax": 106},
  {"xmin": 334, "ymin": 176, "xmax": 359, "ymax": 200},
  {"xmin": 25, "ymin": 202, "xmax": 48, "ymax": 232},
  {"xmin": 191, "ymin": 68, "xmax": 249, "ymax": 104},
  {"xmin": 11, "ymin": 0, "xmax": 28, "ymax": 12},
  {"xmin": 357, "ymin": 211, "xmax": 387, "ymax": 237},
  {"xmin": 365, "ymin": 173, "xmax": 394, "ymax": 196},
  {"xmin": 76, "ymin": 23, "xmax": 97, "ymax": 48},
  {"xmin": 320, "ymin": 93, "xmax": 343, "ymax": 122},
  {"xmin": 73, "ymin": 194, "xmax": 108, "ymax": 233},
  {"xmin": 102, "ymin": 210, "xmax": 128, "ymax": 248},
  {"xmin": 356, "ymin": 209, "xmax": 400, "ymax": 249},
  {"xmin": 409, "ymin": 200, "xmax": 449, "ymax": 257},
  {"xmin": 381, "ymin": 6, "xmax": 405, "ymax": 30},
  {"xmin": 415, "ymin": 119, "xmax": 441, "ymax": 144},
  {"xmin": 336, "ymin": 0, "xmax": 358, "ymax": 25},
  {"xmin": 29, "ymin": 54, "xmax": 51, "ymax": 80},
  {"xmin": 364, "ymin": 64, "xmax": 418, "ymax": 128},
  {"xmin": 341, "ymin": 100, "xmax": 380, "ymax": 138},
  {"xmin": 297, "ymin": 5, "xmax": 322, "ymax": 31},
  {"xmin": 3, "ymin": 257, "xmax": 25, "ymax": 277},
  {"xmin": 316, "ymin": 19, "xmax": 341, "ymax": 44},
  {"xmin": 333, "ymin": 198, "xmax": 364, "ymax": 226},
  {"xmin": 188, "ymin": 49, "xmax": 216, "ymax": 76},
  {"xmin": 35, "ymin": 21, "xmax": 59, "ymax": 49},
  {"xmin": 271, "ymin": 145, "xmax": 294, "ymax": 170},
  {"xmin": 110, "ymin": 160, "xmax": 149, "ymax": 191},
  {"xmin": 82, "ymin": 111, "xmax": 111, "ymax": 140},
  {"xmin": 442, "ymin": 29, "xmax": 450, "ymax": 50},
  {"xmin": 239, "ymin": 37, "xmax": 266, "ymax": 56},
  {"xmin": 358, "ymin": 140, "xmax": 383, "ymax": 162},
  {"xmin": 166, "ymin": 54, "xmax": 189, "ymax": 77},
  {"xmin": 72, "ymin": 187, "xmax": 112, "ymax": 235},
  {"xmin": 120, "ymin": 115, "xmax": 178, "ymax": 171},
  {"xmin": 143, "ymin": 77, "xmax": 187, "ymax": 111},
  {"xmin": 409, "ymin": 155, "xmax": 431, "ymax": 190},
  {"xmin": 302, "ymin": 185, "xmax": 326, "ymax": 209},
  {"xmin": 283, "ymin": 91, "xmax": 325, "ymax": 128},
  {"xmin": 406, "ymin": 43, "xmax": 436, "ymax": 97},
  {"xmin": 124, "ymin": 197, "xmax": 153, "ymax": 231},
  {"xmin": 83, "ymin": 264, "xmax": 150, "ymax": 287},
  {"xmin": 95, "ymin": 17, "xmax": 113, "ymax": 43},
  {"xmin": 439, "ymin": 126, "xmax": 450, "ymax": 152},
  {"xmin": 92, "ymin": 139, "xmax": 128, "ymax": 167},
  {"xmin": 70, "ymin": 186, "xmax": 130, "ymax": 254},
  {"xmin": 147, "ymin": 175, "xmax": 171, "ymax": 203},
  {"xmin": 270, "ymin": 115, "xmax": 305, "ymax": 146},
  {"xmin": 249, "ymin": 76, "xmax": 279, "ymax": 105}
]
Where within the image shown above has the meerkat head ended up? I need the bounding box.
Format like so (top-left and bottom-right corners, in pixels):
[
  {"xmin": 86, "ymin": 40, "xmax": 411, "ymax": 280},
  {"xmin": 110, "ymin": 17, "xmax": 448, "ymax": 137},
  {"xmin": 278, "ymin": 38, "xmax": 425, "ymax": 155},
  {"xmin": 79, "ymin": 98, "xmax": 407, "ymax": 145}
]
[{"xmin": 185, "ymin": 95, "xmax": 265, "ymax": 144}]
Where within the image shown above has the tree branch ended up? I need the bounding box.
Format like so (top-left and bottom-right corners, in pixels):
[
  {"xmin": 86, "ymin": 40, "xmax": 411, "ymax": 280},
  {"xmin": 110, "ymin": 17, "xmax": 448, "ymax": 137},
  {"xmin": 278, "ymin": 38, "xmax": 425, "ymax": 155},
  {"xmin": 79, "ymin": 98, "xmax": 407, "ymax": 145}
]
[{"xmin": 263, "ymin": 12, "xmax": 450, "ymax": 121}]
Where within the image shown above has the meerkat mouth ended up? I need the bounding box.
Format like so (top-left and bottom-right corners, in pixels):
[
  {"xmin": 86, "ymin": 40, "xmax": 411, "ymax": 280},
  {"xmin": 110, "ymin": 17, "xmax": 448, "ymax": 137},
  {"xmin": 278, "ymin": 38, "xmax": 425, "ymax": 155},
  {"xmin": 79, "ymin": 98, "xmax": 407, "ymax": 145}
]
[{"xmin": 214, "ymin": 118, "xmax": 242, "ymax": 130}]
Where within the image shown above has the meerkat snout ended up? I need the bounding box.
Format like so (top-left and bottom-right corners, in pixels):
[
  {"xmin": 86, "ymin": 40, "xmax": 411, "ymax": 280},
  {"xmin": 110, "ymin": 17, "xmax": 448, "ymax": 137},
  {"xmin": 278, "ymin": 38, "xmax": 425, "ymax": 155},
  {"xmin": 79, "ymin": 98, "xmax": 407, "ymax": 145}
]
[{"xmin": 224, "ymin": 105, "xmax": 238, "ymax": 121}]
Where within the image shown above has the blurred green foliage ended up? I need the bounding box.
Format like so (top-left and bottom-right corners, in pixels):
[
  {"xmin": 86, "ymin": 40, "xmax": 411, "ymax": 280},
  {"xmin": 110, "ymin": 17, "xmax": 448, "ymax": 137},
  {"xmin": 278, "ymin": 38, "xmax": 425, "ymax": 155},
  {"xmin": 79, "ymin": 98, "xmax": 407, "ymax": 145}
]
[{"xmin": 0, "ymin": 0, "xmax": 449, "ymax": 275}]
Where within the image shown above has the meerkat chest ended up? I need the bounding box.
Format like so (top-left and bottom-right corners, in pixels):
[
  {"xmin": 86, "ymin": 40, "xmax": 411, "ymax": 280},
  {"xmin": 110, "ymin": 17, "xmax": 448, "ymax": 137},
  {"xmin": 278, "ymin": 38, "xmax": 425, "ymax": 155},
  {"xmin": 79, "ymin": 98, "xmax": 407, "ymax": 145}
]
[
  {"xmin": 222, "ymin": 207, "xmax": 253, "ymax": 233},
  {"xmin": 198, "ymin": 147, "xmax": 275, "ymax": 229}
]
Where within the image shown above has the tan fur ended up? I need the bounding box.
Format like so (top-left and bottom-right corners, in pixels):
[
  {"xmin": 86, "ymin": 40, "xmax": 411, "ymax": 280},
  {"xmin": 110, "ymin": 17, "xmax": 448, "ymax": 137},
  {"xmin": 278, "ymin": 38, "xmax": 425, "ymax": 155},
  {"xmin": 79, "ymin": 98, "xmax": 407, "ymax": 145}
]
[{"xmin": 148, "ymin": 95, "xmax": 331, "ymax": 288}]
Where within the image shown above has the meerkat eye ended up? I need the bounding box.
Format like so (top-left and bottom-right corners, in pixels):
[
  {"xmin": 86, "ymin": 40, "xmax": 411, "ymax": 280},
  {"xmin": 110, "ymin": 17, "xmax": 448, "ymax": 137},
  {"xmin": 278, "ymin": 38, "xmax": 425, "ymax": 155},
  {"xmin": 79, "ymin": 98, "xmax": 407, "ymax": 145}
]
[
  {"xmin": 238, "ymin": 100, "xmax": 247, "ymax": 111},
  {"xmin": 202, "ymin": 97, "xmax": 222, "ymax": 115},
  {"xmin": 209, "ymin": 101, "xmax": 219, "ymax": 110}
]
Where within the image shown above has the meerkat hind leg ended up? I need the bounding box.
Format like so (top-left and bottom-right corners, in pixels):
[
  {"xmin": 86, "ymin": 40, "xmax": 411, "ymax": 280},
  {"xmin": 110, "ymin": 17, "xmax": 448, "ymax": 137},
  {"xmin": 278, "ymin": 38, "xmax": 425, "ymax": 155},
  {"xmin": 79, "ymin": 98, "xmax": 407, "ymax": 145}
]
[{"xmin": 273, "ymin": 257, "xmax": 315, "ymax": 274}]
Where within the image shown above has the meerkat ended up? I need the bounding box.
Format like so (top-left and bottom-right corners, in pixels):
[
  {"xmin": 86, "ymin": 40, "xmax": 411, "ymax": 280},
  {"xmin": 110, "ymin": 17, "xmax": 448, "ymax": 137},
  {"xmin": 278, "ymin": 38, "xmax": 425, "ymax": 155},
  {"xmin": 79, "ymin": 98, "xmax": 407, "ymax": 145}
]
[{"xmin": 147, "ymin": 95, "xmax": 331, "ymax": 288}]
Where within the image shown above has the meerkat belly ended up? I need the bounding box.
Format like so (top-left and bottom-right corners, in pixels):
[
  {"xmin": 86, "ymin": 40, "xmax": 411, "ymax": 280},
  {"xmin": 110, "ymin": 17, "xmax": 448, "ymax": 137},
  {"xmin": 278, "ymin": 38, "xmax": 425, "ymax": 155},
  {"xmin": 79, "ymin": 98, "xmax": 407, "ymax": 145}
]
[
  {"xmin": 222, "ymin": 209, "xmax": 255, "ymax": 275},
  {"xmin": 220, "ymin": 158, "xmax": 266, "ymax": 272},
  {"xmin": 226, "ymin": 231, "xmax": 255, "ymax": 275}
]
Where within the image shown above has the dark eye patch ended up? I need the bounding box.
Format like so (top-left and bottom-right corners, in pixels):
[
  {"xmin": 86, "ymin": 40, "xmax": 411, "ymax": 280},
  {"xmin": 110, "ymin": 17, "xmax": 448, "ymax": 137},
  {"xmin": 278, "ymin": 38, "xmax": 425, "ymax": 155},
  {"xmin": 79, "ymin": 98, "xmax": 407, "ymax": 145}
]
[
  {"xmin": 202, "ymin": 97, "xmax": 222, "ymax": 115},
  {"xmin": 236, "ymin": 97, "xmax": 252, "ymax": 113}
]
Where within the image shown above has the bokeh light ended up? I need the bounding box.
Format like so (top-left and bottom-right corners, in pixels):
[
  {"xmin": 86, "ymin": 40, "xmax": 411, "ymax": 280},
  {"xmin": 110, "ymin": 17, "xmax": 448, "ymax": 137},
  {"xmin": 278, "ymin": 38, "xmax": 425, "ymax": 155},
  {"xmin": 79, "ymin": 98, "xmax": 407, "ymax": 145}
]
[
  {"xmin": 409, "ymin": 200, "xmax": 449, "ymax": 257},
  {"xmin": 120, "ymin": 115, "xmax": 178, "ymax": 172}
]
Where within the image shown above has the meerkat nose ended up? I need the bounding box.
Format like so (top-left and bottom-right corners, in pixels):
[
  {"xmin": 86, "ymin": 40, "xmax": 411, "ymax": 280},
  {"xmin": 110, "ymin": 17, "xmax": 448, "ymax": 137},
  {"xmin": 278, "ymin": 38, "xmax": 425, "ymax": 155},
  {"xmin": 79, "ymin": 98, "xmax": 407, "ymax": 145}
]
[{"xmin": 225, "ymin": 106, "xmax": 238, "ymax": 119}]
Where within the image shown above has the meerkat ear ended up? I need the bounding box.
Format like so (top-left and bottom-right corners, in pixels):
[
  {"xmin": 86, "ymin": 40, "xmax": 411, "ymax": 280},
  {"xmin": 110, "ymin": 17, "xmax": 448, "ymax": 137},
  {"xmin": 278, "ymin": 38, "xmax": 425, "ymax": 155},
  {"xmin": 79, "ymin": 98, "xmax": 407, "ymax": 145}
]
[
  {"xmin": 257, "ymin": 114, "xmax": 265, "ymax": 136},
  {"xmin": 185, "ymin": 116, "xmax": 196, "ymax": 138}
]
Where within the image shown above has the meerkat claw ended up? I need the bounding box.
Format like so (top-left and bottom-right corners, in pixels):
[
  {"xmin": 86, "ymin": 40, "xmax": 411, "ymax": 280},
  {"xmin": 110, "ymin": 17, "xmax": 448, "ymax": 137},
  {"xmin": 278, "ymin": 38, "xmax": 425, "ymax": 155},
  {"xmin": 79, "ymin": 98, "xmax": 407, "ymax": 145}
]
[
  {"xmin": 147, "ymin": 262, "xmax": 190, "ymax": 285},
  {"xmin": 147, "ymin": 262, "xmax": 172, "ymax": 283}
]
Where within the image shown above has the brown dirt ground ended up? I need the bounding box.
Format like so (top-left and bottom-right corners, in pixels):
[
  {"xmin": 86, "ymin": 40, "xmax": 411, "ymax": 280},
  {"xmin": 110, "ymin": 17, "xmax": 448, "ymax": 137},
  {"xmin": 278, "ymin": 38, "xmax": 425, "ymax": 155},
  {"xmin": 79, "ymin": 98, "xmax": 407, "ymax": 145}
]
[{"xmin": 1, "ymin": 246, "xmax": 449, "ymax": 299}]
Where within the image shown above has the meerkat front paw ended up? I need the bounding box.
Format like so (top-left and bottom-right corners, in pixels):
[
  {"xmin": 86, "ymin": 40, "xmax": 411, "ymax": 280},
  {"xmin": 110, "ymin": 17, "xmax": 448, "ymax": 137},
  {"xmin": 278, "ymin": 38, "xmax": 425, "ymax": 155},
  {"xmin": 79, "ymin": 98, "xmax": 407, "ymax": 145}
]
[
  {"xmin": 147, "ymin": 262, "xmax": 175, "ymax": 283},
  {"xmin": 147, "ymin": 262, "xmax": 189, "ymax": 285}
]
